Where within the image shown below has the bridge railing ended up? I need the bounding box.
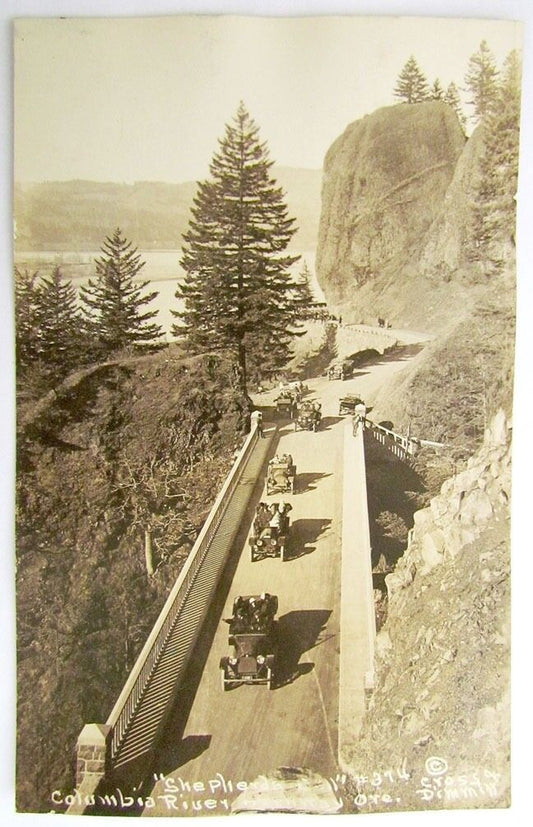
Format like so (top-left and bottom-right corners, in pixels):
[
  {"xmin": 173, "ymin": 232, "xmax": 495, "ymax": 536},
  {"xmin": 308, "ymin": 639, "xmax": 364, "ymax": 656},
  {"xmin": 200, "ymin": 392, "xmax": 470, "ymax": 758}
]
[
  {"xmin": 105, "ymin": 419, "xmax": 260, "ymax": 763},
  {"xmin": 364, "ymin": 419, "xmax": 419, "ymax": 462}
]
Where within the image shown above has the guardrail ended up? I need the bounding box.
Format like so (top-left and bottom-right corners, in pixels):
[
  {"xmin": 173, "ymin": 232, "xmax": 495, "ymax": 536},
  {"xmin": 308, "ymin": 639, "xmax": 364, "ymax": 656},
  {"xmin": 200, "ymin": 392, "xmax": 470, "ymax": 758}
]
[
  {"xmin": 106, "ymin": 420, "xmax": 260, "ymax": 763},
  {"xmin": 365, "ymin": 419, "xmax": 419, "ymax": 462},
  {"xmin": 365, "ymin": 419, "xmax": 445, "ymax": 462},
  {"xmin": 69, "ymin": 420, "xmax": 264, "ymax": 811}
]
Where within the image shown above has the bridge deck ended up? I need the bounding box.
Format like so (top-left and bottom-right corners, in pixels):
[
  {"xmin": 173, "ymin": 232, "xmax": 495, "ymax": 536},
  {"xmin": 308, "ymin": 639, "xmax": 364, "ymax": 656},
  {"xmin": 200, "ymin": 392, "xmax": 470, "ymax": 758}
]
[{"xmin": 143, "ymin": 409, "xmax": 344, "ymax": 815}]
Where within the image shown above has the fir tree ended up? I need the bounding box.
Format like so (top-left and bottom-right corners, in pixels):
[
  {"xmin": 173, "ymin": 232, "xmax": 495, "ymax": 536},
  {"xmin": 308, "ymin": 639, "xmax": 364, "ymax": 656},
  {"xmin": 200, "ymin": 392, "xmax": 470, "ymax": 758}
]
[
  {"xmin": 292, "ymin": 261, "xmax": 316, "ymax": 316},
  {"xmin": 14, "ymin": 267, "xmax": 41, "ymax": 373},
  {"xmin": 173, "ymin": 103, "xmax": 301, "ymax": 393},
  {"xmin": 81, "ymin": 228, "xmax": 162, "ymax": 355},
  {"xmin": 469, "ymin": 50, "xmax": 521, "ymax": 269},
  {"xmin": 464, "ymin": 40, "xmax": 499, "ymax": 123},
  {"xmin": 393, "ymin": 56, "xmax": 430, "ymax": 104},
  {"xmin": 430, "ymin": 78, "xmax": 444, "ymax": 100},
  {"xmin": 36, "ymin": 266, "xmax": 83, "ymax": 375},
  {"xmin": 444, "ymin": 81, "xmax": 467, "ymax": 129}
]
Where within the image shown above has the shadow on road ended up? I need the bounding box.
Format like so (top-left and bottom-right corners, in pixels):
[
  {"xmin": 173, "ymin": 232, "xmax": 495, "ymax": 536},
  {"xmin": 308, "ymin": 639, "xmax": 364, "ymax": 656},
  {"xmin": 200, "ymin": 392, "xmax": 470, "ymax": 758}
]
[
  {"xmin": 295, "ymin": 471, "xmax": 331, "ymax": 494},
  {"xmin": 319, "ymin": 416, "xmax": 344, "ymax": 430},
  {"xmin": 147, "ymin": 434, "xmax": 282, "ymax": 781},
  {"xmin": 286, "ymin": 518, "xmax": 331, "ymax": 561},
  {"xmin": 273, "ymin": 609, "xmax": 332, "ymax": 688},
  {"xmin": 372, "ymin": 342, "xmax": 426, "ymax": 364}
]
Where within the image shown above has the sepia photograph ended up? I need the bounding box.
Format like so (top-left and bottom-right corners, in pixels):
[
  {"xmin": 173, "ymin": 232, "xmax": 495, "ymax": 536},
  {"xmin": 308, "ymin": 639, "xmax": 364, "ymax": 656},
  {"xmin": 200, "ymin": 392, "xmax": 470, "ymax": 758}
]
[{"xmin": 4, "ymin": 0, "xmax": 532, "ymax": 824}]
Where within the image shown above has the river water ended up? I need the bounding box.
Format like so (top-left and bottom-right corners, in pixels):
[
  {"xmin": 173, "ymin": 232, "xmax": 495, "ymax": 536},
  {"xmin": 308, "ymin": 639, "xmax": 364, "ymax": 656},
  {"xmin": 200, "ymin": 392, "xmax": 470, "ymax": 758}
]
[{"xmin": 14, "ymin": 249, "xmax": 322, "ymax": 337}]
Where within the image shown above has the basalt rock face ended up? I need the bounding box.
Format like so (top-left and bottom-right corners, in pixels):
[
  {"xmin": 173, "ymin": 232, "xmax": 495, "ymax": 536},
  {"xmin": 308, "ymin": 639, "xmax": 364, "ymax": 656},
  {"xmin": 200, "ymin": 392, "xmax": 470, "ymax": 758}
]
[
  {"xmin": 354, "ymin": 410, "xmax": 511, "ymax": 812},
  {"xmin": 419, "ymin": 123, "xmax": 485, "ymax": 278},
  {"xmin": 316, "ymin": 102, "xmax": 465, "ymax": 306}
]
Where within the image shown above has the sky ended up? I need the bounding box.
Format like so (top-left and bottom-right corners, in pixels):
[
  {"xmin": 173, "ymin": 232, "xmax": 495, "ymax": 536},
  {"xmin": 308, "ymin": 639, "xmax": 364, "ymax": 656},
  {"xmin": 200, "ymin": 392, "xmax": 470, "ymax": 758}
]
[{"xmin": 14, "ymin": 14, "xmax": 522, "ymax": 184}]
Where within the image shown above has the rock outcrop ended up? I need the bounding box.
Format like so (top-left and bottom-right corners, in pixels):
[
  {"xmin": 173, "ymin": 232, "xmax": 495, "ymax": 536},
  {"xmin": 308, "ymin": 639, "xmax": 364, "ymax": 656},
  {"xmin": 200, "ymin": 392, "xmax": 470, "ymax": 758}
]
[
  {"xmin": 316, "ymin": 102, "xmax": 465, "ymax": 306},
  {"xmin": 387, "ymin": 408, "xmax": 511, "ymax": 592},
  {"xmin": 351, "ymin": 410, "xmax": 511, "ymax": 812},
  {"xmin": 419, "ymin": 124, "xmax": 485, "ymax": 277}
]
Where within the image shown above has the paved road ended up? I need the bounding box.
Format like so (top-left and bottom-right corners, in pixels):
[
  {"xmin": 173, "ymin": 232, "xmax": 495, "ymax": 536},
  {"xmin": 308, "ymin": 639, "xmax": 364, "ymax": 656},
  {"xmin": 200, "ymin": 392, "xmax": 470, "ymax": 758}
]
[{"xmin": 143, "ymin": 343, "xmax": 421, "ymax": 817}]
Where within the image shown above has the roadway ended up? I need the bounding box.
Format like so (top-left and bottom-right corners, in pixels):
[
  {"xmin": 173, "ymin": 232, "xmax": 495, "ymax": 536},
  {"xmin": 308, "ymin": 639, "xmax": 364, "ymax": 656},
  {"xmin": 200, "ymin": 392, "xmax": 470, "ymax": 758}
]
[{"xmin": 142, "ymin": 340, "xmax": 422, "ymax": 816}]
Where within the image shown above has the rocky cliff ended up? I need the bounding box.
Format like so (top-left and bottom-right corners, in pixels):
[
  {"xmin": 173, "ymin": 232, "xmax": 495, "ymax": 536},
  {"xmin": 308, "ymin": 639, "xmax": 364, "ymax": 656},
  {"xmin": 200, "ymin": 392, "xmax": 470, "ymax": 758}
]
[
  {"xmin": 316, "ymin": 102, "xmax": 465, "ymax": 309},
  {"xmin": 420, "ymin": 124, "xmax": 485, "ymax": 279},
  {"xmin": 351, "ymin": 410, "xmax": 511, "ymax": 812}
]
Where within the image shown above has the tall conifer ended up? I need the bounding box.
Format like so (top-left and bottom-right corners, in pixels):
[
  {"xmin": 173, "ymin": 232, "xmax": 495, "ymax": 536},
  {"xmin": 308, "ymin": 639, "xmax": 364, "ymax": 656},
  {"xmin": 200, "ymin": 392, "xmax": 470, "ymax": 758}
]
[
  {"xmin": 393, "ymin": 56, "xmax": 430, "ymax": 104},
  {"xmin": 444, "ymin": 82, "xmax": 467, "ymax": 129},
  {"xmin": 469, "ymin": 50, "xmax": 521, "ymax": 268},
  {"xmin": 464, "ymin": 40, "xmax": 499, "ymax": 123},
  {"xmin": 36, "ymin": 266, "xmax": 82, "ymax": 374},
  {"xmin": 81, "ymin": 228, "xmax": 162, "ymax": 354},
  {"xmin": 430, "ymin": 78, "xmax": 444, "ymax": 100},
  {"xmin": 15, "ymin": 267, "xmax": 41, "ymax": 373},
  {"xmin": 173, "ymin": 103, "xmax": 301, "ymax": 392}
]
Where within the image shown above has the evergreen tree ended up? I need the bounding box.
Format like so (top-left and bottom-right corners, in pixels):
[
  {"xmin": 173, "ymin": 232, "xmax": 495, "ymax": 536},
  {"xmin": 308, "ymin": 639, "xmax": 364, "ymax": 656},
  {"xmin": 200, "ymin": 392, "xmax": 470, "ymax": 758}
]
[
  {"xmin": 393, "ymin": 56, "xmax": 430, "ymax": 104},
  {"xmin": 36, "ymin": 266, "xmax": 83, "ymax": 375},
  {"xmin": 430, "ymin": 78, "xmax": 444, "ymax": 100},
  {"xmin": 173, "ymin": 103, "xmax": 301, "ymax": 392},
  {"xmin": 14, "ymin": 267, "xmax": 41, "ymax": 373},
  {"xmin": 469, "ymin": 50, "xmax": 521, "ymax": 269},
  {"xmin": 81, "ymin": 228, "xmax": 162, "ymax": 355},
  {"xmin": 292, "ymin": 261, "xmax": 316, "ymax": 316},
  {"xmin": 464, "ymin": 40, "xmax": 499, "ymax": 123},
  {"xmin": 444, "ymin": 81, "xmax": 467, "ymax": 129}
]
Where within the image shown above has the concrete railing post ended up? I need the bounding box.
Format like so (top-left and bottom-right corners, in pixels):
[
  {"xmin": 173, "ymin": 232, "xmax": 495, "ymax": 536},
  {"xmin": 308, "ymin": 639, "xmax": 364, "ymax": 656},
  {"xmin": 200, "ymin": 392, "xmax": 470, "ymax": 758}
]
[{"xmin": 73, "ymin": 723, "xmax": 112, "ymax": 797}]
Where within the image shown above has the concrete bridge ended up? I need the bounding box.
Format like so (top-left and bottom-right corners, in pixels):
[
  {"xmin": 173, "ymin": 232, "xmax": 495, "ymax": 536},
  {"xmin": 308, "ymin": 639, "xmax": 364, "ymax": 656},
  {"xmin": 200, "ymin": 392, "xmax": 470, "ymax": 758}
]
[{"xmin": 66, "ymin": 340, "xmax": 425, "ymax": 816}]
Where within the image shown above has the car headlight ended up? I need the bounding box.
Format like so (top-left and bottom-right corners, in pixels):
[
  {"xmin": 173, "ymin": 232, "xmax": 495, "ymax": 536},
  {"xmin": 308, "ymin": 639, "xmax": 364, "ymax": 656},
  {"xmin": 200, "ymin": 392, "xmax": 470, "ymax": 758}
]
[
  {"xmin": 256, "ymin": 539, "xmax": 263, "ymax": 547},
  {"xmin": 256, "ymin": 655, "xmax": 265, "ymax": 665},
  {"xmin": 229, "ymin": 657, "xmax": 238, "ymax": 666},
  {"xmin": 271, "ymin": 538, "xmax": 277, "ymax": 546}
]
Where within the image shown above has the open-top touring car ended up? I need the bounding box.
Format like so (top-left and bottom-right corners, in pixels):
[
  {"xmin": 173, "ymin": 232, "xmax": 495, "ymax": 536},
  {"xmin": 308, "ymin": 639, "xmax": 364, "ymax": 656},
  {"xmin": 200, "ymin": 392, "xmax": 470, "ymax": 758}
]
[
  {"xmin": 294, "ymin": 400, "xmax": 321, "ymax": 431},
  {"xmin": 249, "ymin": 501, "xmax": 291, "ymax": 561},
  {"xmin": 327, "ymin": 360, "xmax": 353, "ymax": 381},
  {"xmin": 274, "ymin": 389, "xmax": 297, "ymax": 418},
  {"xmin": 266, "ymin": 453, "xmax": 296, "ymax": 495},
  {"xmin": 339, "ymin": 394, "xmax": 365, "ymax": 416},
  {"xmin": 220, "ymin": 594, "xmax": 278, "ymax": 689}
]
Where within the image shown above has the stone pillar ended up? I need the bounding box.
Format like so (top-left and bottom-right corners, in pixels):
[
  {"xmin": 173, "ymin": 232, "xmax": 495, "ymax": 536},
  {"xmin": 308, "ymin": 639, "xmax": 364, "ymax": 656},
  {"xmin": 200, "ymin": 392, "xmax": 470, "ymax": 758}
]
[{"xmin": 75, "ymin": 723, "xmax": 112, "ymax": 787}]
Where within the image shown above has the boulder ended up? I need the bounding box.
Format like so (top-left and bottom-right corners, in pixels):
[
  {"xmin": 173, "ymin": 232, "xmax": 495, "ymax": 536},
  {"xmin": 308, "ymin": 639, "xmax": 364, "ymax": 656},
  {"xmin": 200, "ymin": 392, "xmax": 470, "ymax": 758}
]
[
  {"xmin": 420, "ymin": 529, "xmax": 446, "ymax": 572},
  {"xmin": 459, "ymin": 489, "xmax": 494, "ymax": 526}
]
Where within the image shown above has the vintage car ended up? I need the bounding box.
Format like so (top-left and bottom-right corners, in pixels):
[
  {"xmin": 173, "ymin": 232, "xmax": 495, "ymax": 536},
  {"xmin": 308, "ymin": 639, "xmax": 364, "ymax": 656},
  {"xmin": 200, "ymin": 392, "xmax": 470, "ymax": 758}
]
[
  {"xmin": 295, "ymin": 400, "xmax": 321, "ymax": 431},
  {"xmin": 220, "ymin": 594, "xmax": 278, "ymax": 690},
  {"xmin": 266, "ymin": 453, "xmax": 296, "ymax": 495},
  {"xmin": 327, "ymin": 360, "xmax": 353, "ymax": 381},
  {"xmin": 249, "ymin": 501, "xmax": 291, "ymax": 561},
  {"xmin": 274, "ymin": 390, "xmax": 297, "ymax": 418},
  {"xmin": 339, "ymin": 394, "xmax": 365, "ymax": 416}
]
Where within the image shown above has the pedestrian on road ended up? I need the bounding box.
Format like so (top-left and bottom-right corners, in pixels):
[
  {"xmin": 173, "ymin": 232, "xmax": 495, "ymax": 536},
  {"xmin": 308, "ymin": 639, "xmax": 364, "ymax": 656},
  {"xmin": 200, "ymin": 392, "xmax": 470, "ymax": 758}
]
[{"xmin": 251, "ymin": 409, "xmax": 264, "ymax": 437}]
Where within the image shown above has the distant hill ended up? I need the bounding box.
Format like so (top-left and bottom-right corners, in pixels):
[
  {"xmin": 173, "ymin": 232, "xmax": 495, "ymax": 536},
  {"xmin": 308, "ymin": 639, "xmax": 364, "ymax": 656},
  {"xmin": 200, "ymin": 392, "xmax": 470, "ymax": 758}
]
[{"xmin": 14, "ymin": 166, "xmax": 322, "ymax": 252}]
